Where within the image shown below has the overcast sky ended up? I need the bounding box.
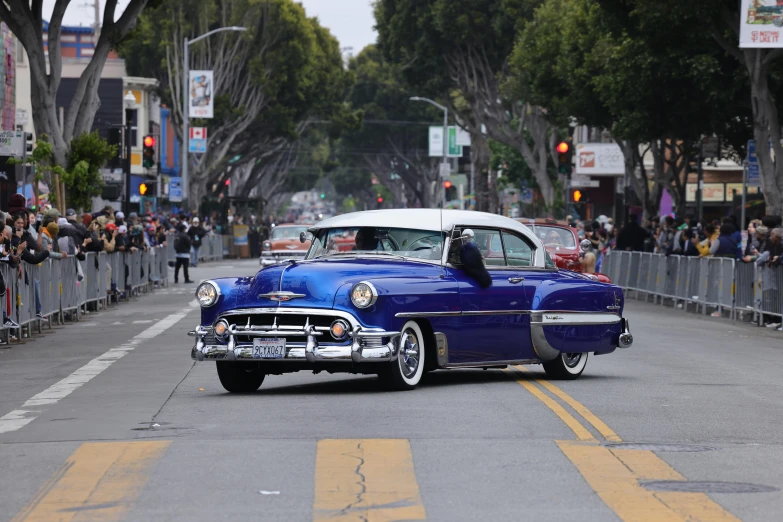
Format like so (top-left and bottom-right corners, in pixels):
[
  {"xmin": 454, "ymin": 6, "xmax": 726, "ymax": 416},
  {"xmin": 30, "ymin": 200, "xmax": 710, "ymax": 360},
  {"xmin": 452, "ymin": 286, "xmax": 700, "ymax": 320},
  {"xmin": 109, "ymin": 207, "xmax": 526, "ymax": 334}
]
[{"xmin": 42, "ymin": 0, "xmax": 377, "ymax": 57}]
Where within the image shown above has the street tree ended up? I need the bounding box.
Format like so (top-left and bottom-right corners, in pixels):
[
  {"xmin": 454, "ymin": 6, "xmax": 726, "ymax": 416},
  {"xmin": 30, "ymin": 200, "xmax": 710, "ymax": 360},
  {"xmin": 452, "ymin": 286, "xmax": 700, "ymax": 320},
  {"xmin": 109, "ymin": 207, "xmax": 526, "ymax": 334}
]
[
  {"xmin": 376, "ymin": 0, "xmax": 572, "ymax": 210},
  {"xmin": 64, "ymin": 131, "xmax": 118, "ymax": 211},
  {"xmin": 512, "ymin": 0, "xmax": 746, "ymax": 218},
  {"xmin": 121, "ymin": 0, "xmax": 352, "ymax": 204},
  {"xmin": 0, "ymin": 0, "xmax": 150, "ymax": 166}
]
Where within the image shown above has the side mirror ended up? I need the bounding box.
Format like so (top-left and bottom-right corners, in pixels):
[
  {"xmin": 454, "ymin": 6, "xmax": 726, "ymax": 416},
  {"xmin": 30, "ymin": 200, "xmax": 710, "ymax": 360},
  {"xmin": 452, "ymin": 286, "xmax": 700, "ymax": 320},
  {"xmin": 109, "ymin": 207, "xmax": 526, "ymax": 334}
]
[
  {"xmin": 300, "ymin": 232, "xmax": 308, "ymax": 244},
  {"xmin": 580, "ymin": 239, "xmax": 592, "ymax": 251}
]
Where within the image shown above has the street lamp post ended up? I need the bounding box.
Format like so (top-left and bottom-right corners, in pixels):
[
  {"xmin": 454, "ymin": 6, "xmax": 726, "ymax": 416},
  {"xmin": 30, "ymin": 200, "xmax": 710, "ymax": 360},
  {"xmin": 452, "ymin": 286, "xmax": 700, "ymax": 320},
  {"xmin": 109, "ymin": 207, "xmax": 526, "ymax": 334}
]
[
  {"xmin": 410, "ymin": 96, "xmax": 448, "ymax": 208},
  {"xmin": 182, "ymin": 26, "xmax": 247, "ymax": 211},
  {"xmin": 123, "ymin": 91, "xmax": 136, "ymax": 215}
]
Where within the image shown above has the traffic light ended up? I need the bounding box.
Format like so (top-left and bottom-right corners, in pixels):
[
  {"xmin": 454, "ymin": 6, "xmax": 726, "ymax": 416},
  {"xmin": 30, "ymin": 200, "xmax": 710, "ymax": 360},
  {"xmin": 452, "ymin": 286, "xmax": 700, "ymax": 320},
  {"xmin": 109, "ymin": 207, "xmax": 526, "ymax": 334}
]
[
  {"xmin": 225, "ymin": 178, "xmax": 231, "ymax": 186},
  {"xmin": 139, "ymin": 183, "xmax": 148, "ymax": 195},
  {"xmin": 24, "ymin": 132, "xmax": 33, "ymax": 155},
  {"xmin": 443, "ymin": 180, "xmax": 453, "ymax": 189},
  {"xmin": 557, "ymin": 140, "xmax": 572, "ymax": 175},
  {"xmin": 570, "ymin": 189, "xmax": 583, "ymax": 203},
  {"xmin": 142, "ymin": 135, "xmax": 156, "ymax": 168},
  {"xmin": 320, "ymin": 193, "xmax": 326, "ymax": 199}
]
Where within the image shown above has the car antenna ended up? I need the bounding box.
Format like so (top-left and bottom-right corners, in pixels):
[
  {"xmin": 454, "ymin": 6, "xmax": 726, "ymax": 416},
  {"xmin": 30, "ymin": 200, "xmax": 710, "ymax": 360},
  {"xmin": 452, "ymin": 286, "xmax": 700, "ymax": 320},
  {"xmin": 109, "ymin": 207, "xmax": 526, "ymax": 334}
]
[{"xmin": 440, "ymin": 207, "xmax": 444, "ymax": 279}]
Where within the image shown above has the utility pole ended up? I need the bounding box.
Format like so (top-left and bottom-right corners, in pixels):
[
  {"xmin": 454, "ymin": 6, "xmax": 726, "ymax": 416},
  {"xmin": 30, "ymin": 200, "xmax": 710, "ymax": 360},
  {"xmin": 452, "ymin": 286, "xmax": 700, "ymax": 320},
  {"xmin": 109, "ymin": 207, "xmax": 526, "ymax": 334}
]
[{"xmin": 409, "ymin": 96, "xmax": 449, "ymax": 208}]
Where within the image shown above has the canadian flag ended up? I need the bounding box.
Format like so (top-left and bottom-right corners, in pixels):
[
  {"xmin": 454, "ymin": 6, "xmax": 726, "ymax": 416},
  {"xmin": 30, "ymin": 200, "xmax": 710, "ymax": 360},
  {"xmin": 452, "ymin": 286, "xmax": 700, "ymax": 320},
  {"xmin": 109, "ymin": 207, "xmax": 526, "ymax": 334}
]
[{"xmin": 190, "ymin": 127, "xmax": 207, "ymax": 140}]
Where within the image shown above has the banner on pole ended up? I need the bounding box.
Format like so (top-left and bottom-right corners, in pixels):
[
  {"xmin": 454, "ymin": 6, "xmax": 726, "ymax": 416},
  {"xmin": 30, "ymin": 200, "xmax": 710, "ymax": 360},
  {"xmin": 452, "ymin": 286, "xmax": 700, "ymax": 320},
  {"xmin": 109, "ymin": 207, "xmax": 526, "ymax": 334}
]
[
  {"xmin": 740, "ymin": 0, "xmax": 783, "ymax": 48},
  {"xmin": 428, "ymin": 126, "xmax": 463, "ymax": 157},
  {"xmin": 189, "ymin": 127, "xmax": 207, "ymax": 153},
  {"xmin": 189, "ymin": 70, "xmax": 214, "ymax": 118}
]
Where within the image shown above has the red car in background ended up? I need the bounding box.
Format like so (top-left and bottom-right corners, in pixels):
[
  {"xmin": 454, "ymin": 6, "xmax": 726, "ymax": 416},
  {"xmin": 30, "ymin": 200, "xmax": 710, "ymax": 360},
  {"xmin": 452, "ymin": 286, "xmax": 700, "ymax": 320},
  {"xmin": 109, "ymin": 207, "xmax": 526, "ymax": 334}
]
[{"xmin": 517, "ymin": 219, "xmax": 612, "ymax": 283}]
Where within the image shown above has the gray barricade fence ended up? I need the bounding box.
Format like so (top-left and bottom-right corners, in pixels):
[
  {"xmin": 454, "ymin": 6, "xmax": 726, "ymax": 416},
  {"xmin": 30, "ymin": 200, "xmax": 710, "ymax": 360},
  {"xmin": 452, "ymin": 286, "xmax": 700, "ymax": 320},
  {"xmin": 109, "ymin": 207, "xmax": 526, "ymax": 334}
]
[
  {"xmin": 602, "ymin": 250, "xmax": 782, "ymax": 324},
  {"xmin": 0, "ymin": 240, "xmax": 221, "ymax": 343}
]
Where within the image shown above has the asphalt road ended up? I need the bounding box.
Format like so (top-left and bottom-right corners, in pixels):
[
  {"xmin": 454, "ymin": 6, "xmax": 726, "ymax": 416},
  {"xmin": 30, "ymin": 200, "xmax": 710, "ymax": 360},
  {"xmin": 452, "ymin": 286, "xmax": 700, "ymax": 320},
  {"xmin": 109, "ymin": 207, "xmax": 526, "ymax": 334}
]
[{"xmin": 1, "ymin": 258, "xmax": 782, "ymax": 522}]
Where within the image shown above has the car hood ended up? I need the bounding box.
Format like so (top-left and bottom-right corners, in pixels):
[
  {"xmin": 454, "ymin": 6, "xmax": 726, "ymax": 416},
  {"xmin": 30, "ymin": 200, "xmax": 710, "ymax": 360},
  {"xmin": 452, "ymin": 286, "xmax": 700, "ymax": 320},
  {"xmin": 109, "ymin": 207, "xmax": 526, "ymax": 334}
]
[
  {"xmin": 243, "ymin": 258, "xmax": 441, "ymax": 310},
  {"xmin": 266, "ymin": 238, "xmax": 310, "ymax": 252}
]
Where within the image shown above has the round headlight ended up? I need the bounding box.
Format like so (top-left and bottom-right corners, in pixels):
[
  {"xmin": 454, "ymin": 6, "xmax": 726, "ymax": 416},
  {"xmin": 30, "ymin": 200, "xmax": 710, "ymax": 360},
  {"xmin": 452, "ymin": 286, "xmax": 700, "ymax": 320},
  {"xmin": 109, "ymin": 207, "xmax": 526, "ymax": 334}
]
[
  {"xmin": 262, "ymin": 241, "xmax": 271, "ymax": 251},
  {"xmin": 214, "ymin": 319, "xmax": 229, "ymax": 338},
  {"xmin": 350, "ymin": 281, "xmax": 377, "ymax": 309},
  {"xmin": 196, "ymin": 281, "xmax": 220, "ymax": 308}
]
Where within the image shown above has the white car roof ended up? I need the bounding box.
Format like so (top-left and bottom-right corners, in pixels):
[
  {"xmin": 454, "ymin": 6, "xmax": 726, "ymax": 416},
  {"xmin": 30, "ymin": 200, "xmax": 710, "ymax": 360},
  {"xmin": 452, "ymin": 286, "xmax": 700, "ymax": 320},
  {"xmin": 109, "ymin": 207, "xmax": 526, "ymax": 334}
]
[{"xmin": 310, "ymin": 209, "xmax": 547, "ymax": 267}]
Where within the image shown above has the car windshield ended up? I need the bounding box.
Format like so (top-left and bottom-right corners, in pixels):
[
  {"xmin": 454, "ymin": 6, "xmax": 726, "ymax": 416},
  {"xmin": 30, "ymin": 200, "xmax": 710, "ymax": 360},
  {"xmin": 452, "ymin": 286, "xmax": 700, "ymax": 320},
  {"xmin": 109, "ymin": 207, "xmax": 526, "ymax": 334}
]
[
  {"xmin": 271, "ymin": 226, "xmax": 308, "ymax": 240},
  {"xmin": 307, "ymin": 227, "xmax": 446, "ymax": 261},
  {"xmin": 530, "ymin": 225, "xmax": 576, "ymax": 248}
]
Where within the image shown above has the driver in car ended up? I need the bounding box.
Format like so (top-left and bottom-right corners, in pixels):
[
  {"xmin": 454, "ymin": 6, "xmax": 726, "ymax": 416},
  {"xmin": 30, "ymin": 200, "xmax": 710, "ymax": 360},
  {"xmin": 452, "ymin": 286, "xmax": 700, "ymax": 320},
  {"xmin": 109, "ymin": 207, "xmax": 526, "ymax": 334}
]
[
  {"xmin": 545, "ymin": 230, "xmax": 563, "ymax": 245},
  {"xmin": 354, "ymin": 227, "xmax": 379, "ymax": 251}
]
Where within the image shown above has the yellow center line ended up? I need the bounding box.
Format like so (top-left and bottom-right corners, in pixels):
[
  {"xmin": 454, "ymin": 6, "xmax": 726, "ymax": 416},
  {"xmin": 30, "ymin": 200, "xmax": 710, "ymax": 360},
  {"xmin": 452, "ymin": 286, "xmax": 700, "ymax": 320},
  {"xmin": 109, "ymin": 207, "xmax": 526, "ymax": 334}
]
[
  {"xmin": 503, "ymin": 368, "xmax": 595, "ymax": 441},
  {"xmin": 12, "ymin": 441, "xmax": 170, "ymax": 522},
  {"xmin": 506, "ymin": 366, "xmax": 740, "ymax": 521},
  {"xmin": 313, "ymin": 439, "xmax": 426, "ymax": 522},
  {"xmin": 514, "ymin": 365, "xmax": 622, "ymax": 442}
]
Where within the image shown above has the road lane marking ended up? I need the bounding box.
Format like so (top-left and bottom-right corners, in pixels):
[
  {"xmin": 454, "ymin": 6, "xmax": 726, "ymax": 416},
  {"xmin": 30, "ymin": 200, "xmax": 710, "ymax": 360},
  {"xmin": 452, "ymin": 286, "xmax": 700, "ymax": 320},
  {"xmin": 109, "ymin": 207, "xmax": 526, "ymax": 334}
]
[
  {"xmin": 11, "ymin": 441, "xmax": 170, "ymax": 522},
  {"xmin": 507, "ymin": 367, "xmax": 741, "ymax": 521},
  {"xmin": 313, "ymin": 439, "xmax": 426, "ymax": 522},
  {"xmin": 504, "ymin": 368, "xmax": 595, "ymax": 441},
  {"xmin": 514, "ymin": 366, "xmax": 621, "ymax": 442},
  {"xmin": 0, "ymin": 307, "xmax": 192, "ymax": 434}
]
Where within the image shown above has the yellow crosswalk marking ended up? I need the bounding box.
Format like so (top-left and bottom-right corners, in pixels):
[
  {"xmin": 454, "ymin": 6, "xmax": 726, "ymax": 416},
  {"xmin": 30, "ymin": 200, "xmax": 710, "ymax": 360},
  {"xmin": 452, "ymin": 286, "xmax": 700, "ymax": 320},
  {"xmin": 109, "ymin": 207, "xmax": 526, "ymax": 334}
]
[
  {"xmin": 12, "ymin": 441, "xmax": 170, "ymax": 522},
  {"xmin": 313, "ymin": 439, "xmax": 426, "ymax": 522}
]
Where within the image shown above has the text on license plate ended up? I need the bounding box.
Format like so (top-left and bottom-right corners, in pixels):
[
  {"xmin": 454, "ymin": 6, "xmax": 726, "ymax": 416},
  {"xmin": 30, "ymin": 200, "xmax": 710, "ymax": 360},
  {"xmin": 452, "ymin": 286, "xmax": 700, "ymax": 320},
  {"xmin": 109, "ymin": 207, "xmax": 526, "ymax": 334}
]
[{"xmin": 252, "ymin": 338, "xmax": 286, "ymax": 359}]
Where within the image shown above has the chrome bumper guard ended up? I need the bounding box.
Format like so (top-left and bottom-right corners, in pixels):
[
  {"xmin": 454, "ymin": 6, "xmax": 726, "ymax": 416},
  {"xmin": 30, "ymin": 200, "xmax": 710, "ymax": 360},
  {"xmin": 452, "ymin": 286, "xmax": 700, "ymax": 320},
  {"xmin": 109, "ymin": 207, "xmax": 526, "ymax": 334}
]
[
  {"xmin": 189, "ymin": 321, "xmax": 401, "ymax": 363},
  {"xmin": 618, "ymin": 318, "xmax": 633, "ymax": 348}
]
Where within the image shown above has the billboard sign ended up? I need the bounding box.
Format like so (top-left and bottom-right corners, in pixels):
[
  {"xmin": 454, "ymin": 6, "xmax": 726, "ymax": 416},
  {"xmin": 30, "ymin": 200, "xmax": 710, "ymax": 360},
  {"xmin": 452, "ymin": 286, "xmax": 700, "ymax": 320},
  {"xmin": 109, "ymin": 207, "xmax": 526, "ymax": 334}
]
[
  {"xmin": 188, "ymin": 70, "xmax": 214, "ymax": 118},
  {"xmin": 574, "ymin": 143, "xmax": 624, "ymax": 176},
  {"xmin": 740, "ymin": 0, "xmax": 783, "ymax": 48}
]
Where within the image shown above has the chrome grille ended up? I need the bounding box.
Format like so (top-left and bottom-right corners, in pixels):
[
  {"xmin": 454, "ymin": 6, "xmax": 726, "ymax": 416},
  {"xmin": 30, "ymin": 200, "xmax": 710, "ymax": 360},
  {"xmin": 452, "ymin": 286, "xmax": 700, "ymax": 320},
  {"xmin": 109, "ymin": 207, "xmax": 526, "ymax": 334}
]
[{"xmin": 220, "ymin": 313, "xmax": 347, "ymax": 344}]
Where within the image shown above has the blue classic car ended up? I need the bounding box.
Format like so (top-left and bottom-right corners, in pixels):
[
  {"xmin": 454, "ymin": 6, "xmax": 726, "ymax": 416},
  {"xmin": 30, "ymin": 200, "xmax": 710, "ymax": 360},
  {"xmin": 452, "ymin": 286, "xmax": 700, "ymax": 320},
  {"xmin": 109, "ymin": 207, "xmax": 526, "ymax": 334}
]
[{"xmin": 189, "ymin": 209, "xmax": 633, "ymax": 392}]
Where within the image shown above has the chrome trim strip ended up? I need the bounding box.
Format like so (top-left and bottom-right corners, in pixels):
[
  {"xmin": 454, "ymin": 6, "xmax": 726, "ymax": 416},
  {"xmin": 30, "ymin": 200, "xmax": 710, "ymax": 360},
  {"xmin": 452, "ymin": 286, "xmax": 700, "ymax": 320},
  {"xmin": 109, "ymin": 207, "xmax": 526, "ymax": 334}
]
[
  {"xmin": 530, "ymin": 312, "xmax": 621, "ymax": 326},
  {"xmin": 462, "ymin": 310, "xmax": 531, "ymax": 316},
  {"xmin": 216, "ymin": 307, "xmax": 360, "ymax": 329},
  {"xmin": 395, "ymin": 311, "xmax": 462, "ymax": 318},
  {"xmin": 443, "ymin": 359, "xmax": 540, "ymax": 368}
]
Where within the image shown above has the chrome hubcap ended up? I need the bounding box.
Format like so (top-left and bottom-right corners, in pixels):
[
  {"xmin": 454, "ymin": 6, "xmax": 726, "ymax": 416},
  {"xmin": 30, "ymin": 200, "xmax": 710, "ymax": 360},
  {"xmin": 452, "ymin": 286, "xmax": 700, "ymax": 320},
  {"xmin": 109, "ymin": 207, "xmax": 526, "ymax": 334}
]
[
  {"xmin": 563, "ymin": 353, "xmax": 581, "ymax": 368},
  {"xmin": 399, "ymin": 328, "xmax": 420, "ymax": 379}
]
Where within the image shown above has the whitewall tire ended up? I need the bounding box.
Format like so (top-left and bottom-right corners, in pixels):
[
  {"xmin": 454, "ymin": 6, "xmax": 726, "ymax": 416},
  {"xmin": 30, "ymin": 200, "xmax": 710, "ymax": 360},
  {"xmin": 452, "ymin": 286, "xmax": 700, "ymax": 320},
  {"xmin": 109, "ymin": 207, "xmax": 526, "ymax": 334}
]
[
  {"xmin": 379, "ymin": 321, "xmax": 426, "ymax": 390},
  {"xmin": 542, "ymin": 352, "xmax": 588, "ymax": 380}
]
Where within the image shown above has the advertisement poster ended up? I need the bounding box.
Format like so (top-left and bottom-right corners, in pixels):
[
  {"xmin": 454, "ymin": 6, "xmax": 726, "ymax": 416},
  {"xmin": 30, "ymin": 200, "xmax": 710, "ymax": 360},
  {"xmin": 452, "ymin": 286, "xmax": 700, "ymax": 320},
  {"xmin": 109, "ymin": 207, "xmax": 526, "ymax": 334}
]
[
  {"xmin": 188, "ymin": 70, "xmax": 214, "ymax": 118},
  {"xmin": 233, "ymin": 224, "xmax": 249, "ymax": 246},
  {"xmin": 574, "ymin": 143, "xmax": 624, "ymax": 176},
  {"xmin": 740, "ymin": 0, "xmax": 783, "ymax": 48}
]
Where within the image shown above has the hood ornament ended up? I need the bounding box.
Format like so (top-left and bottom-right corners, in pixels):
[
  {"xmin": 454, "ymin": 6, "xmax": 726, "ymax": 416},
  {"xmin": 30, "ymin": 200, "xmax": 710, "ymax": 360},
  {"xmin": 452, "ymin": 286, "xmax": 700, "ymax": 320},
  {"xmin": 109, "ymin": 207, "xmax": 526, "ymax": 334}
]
[{"xmin": 259, "ymin": 291, "xmax": 306, "ymax": 302}]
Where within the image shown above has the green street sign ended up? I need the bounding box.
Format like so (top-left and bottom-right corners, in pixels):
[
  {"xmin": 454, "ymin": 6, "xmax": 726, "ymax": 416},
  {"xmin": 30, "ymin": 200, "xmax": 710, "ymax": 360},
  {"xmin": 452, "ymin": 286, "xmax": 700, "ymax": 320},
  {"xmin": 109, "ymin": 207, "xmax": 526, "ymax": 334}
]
[{"xmin": 447, "ymin": 127, "xmax": 462, "ymax": 157}]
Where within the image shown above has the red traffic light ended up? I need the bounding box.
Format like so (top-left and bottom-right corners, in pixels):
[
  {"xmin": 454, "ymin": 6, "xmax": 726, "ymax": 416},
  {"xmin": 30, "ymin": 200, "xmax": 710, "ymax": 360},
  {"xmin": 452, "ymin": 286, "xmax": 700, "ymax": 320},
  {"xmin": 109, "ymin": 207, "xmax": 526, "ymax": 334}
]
[
  {"xmin": 225, "ymin": 179, "xmax": 231, "ymax": 186},
  {"xmin": 443, "ymin": 180, "xmax": 453, "ymax": 189},
  {"xmin": 143, "ymin": 135, "xmax": 156, "ymax": 148},
  {"xmin": 556, "ymin": 141, "xmax": 569, "ymax": 154},
  {"xmin": 377, "ymin": 196, "xmax": 383, "ymax": 203}
]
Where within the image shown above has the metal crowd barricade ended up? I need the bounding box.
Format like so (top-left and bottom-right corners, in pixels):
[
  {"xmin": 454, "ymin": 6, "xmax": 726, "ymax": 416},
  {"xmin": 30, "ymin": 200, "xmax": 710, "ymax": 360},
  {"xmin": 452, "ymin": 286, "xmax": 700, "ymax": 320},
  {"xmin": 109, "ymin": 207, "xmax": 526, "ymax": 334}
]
[
  {"xmin": 662, "ymin": 255, "xmax": 680, "ymax": 303},
  {"xmin": 60, "ymin": 257, "xmax": 81, "ymax": 319},
  {"xmin": 735, "ymin": 261, "xmax": 756, "ymax": 314}
]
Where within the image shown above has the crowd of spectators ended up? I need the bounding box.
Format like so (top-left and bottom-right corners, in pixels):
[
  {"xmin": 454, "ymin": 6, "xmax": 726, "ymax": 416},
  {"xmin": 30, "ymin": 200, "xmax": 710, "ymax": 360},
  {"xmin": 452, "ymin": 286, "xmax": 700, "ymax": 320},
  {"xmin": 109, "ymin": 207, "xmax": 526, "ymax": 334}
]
[
  {"xmin": 582, "ymin": 210, "xmax": 782, "ymax": 329},
  {"xmin": 0, "ymin": 196, "xmax": 217, "ymax": 341}
]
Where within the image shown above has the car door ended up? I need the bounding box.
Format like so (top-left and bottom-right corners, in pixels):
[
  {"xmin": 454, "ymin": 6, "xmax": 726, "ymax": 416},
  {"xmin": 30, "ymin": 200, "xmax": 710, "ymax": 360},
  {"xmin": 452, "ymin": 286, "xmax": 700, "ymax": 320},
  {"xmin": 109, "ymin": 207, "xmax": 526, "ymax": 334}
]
[
  {"xmin": 449, "ymin": 227, "xmax": 531, "ymax": 363},
  {"xmin": 499, "ymin": 230, "xmax": 539, "ymax": 361}
]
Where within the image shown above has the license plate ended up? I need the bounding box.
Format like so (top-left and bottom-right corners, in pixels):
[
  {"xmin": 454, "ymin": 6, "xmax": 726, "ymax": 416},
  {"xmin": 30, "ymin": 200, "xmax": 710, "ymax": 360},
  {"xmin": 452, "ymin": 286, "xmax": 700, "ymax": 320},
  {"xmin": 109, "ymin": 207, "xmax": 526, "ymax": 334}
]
[{"xmin": 252, "ymin": 338, "xmax": 286, "ymax": 359}]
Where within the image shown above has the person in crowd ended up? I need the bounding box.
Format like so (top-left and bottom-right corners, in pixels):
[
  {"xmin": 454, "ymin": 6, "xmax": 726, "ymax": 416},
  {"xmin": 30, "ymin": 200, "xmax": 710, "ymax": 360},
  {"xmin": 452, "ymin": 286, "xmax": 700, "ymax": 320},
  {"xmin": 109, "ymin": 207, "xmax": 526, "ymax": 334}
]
[
  {"xmin": 681, "ymin": 229, "xmax": 700, "ymax": 257},
  {"xmin": 744, "ymin": 219, "xmax": 763, "ymax": 260},
  {"xmin": 41, "ymin": 222, "xmax": 66, "ymax": 260},
  {"xmin": 174, "ymin": 223, "xmax": 194, "ymax": 284},
  {"xmin": 657, "ymin": 216, "xmax": 676, "ymax": 254},
  {"xmin": 187, "ymin": 217, "xmax": 206, "ymax": 268},
  {"xmin": 616, "ymin": 214, "xmax": 649, "ymax": 252},
  {"xmin": 709, "ymin": 223, "xmax": 742, "ymax": 259},
  {"xmin": 114, "ymin": 211, "xmax": 126, "ymax": 227},
  {"xmin": 0, "ymin": 224, "xmax": 22, "ymax": 330}
]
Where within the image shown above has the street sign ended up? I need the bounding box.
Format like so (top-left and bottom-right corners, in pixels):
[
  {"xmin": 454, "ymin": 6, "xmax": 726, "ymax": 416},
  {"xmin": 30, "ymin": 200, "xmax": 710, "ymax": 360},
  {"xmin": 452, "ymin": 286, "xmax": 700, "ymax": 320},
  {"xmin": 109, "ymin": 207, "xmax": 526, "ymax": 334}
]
[
  {"xmin": 747, "ymin": 164, "xmax": 760, "ymax": 187},
  {"xmin": 701, "ymin": 136, "xmax": 720, "ymax": 158},
  {"xmin": 747, "ymin": 140, "xmax": 757, "ymax": 164},
  {"xmin": 189, "ymin": 127, "xmax": 207, "ymax": 153},
  {"xmin": 0, "ymin": 130, "xmax": 24, "ymax": 157},
  {"xmin": 571, "ymin": 177, "xmax": 600, "ymax": 188},
  {"xmin": 455, "ymin": 126, "xmax": 472, "ymax": 147},
  {"xmin": 169, "ymin": 176, "xmax": 183, "ymax": 202},
  {"xmin": 439, "ymin": 163, "xmax": 451, "ymax": 178},
  {"xmin": 429, "ymin": 127, "xmax": 463, "ymax": 157}
]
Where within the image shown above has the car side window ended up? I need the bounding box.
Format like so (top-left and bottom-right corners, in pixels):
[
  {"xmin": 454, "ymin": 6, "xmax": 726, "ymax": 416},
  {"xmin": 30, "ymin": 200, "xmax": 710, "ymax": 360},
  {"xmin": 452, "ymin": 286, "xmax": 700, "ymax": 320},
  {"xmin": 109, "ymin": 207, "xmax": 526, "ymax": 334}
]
[
  {"xmin": 470, "ymin": 228, "xmax": 506, "ymax": 267},
  {"xmin": 501, "ymin": 232, "xmax": 534, "ymax": 267}
]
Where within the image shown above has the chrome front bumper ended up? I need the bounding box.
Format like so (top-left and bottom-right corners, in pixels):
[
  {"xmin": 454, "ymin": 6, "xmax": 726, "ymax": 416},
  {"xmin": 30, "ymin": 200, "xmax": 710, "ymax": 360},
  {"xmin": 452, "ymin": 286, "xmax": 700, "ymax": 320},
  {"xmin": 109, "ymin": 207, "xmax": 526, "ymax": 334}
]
[{"xmin": 189, "ymin": 313, "xmax": 400, "ymax": 363}]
